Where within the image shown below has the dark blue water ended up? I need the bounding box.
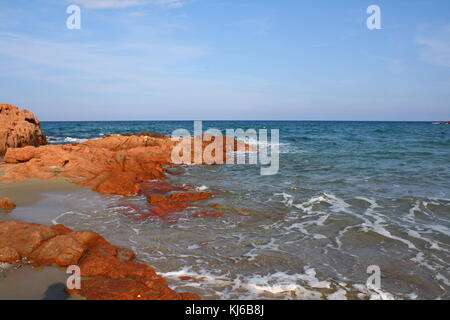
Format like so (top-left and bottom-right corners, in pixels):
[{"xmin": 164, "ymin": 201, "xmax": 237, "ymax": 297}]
[{"xmin": 43, "ymin": 121, "xmax": 450, "ymax": 300}]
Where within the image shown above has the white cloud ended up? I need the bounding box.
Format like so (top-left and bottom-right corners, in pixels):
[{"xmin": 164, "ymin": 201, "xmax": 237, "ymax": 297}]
[
  {"xmin": 416, "ymin": 25, "xmax": 450, "ymax": 68},
  {"xmin": 67, "ymin": 0, "xmax": 186, "ymax": 9}
]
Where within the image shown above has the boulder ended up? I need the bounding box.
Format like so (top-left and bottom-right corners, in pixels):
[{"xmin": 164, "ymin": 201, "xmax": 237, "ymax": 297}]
[
  {"xmin": 0, "ymin": 221, "xmax": 200, "ymax": 300},
  {"xmin": 0, "ymin": 104, "xmax": 47, "ymax": 155}
]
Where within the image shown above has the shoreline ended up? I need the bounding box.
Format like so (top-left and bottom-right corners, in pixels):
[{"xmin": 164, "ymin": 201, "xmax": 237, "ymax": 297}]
[
  {"xmin": 0, "ymin": 132, "xmax": 244, "ymax": 300},
  {"xmin": 0, "ymin": 177, "xmax": 199, "ymax": 300},
  {"xmin": 0, "ymin": 178, "xmax": 88, "ymax": 299}
]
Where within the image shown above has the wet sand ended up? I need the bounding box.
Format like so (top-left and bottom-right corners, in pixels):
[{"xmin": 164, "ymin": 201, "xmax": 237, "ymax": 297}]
[
  {"xmin": 0, "ymin": 264, "xmax": 84, "ymax": 300},
  {"xmin": 0, "ymin": 176, "xmax": 98, "ymax": 224}
]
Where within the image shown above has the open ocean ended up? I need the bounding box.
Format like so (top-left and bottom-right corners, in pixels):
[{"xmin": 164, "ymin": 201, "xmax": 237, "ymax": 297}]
[{"xmin": 41, "ymin": 121, "xmax": 450, "ymax": 300}]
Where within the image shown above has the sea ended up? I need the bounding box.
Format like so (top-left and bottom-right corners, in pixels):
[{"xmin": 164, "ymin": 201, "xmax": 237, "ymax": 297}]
[{"xmin": 40, "ymin": 121, "xmax": 450, "ymax": 300}]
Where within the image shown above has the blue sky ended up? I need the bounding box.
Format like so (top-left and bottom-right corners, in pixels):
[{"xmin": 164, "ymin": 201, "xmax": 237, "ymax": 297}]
[{"xmin": 0, "ymin": 0, "xmax": 449, "ymax": 121}]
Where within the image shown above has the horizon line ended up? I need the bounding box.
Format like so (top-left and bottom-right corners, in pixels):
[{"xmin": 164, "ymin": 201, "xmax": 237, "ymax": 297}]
[{"xmin": 40, "ymin": 120, "xmax": 447, "ymax": 123}]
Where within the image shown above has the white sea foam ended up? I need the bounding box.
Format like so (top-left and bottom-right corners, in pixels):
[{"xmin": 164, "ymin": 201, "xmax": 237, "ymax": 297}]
[
  {"xmin": 352, "ymin": 284, "xmax": 395, "ymax": 300},
  {"xmin": 0, "ymin": 262, "xmax": 12, "ymax": 270},
  {"xmin": 327, "ymin": 289, "xmax": 348, "ymax": 300},
  {"xmin": 158, "ymin": 265, "xmax": 400, "ymax": 300},
  {"xmin": 407, "ymin": 201, "xmax": 422, "ymax": 222},
  {"xmin": 195, "ymin": 185, "xmax": 209, "ymax": 191},
  {"xmin": 411, "ymin": 252, "xmax": 437, "ymax": 271},
  {"xmin": 407, "ymin": 230, "xmax": 442, "ymax": 251},
  {"xmin": 435, "ymin": 274, "xmax": 450, "ymax": 287},
  {"xmin": 47, "ymin": 136, "xmax": 88, "ymax": 144},
  {"xmin": 64, "ymin": 137, "xmax": 88, "ymax": 143}
]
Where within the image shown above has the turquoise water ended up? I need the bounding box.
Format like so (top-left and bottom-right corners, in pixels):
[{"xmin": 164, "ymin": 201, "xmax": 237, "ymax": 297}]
[{"xmin": 42, "ymin": 121, "xmax": 450, "ymax": 299}]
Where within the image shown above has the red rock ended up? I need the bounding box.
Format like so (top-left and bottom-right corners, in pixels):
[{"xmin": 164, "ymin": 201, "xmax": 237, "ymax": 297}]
[
  {"xmin": 93, "ymin": 172, "xmax": 142, "ymax": 196},
  {"xmin": 66, "ymin": 277, "xmax": 198, "ymax": 300},
  {"xmin": 168, "ymin": 192, "xmax": 211, "ymax": 203},
  {"xmin": 150, "ymin": 206, "xmax": 170, "ymax": 217},
  {"xmin": 29, "ymin": 234, "xmax": 86, "ymax": 266},
  {"xmin": 0, "ymin": 221, "xmax": 58, "ymax": 256},
  {"xmin": 0, "ymin": 104, "xmax": 47, "ymax": 155},
  {"xmin": 0, "ymin": 221, "xmax": 200, "ymax": 300},
  {"xmin": 3, "ymin": 146, "xmax": 36, "ymax": 163},
  {"xmin": 1, "ymin": 132, "xmax": 250, "ymax": 197},
  {"xmin": 0, "ymin": 247, "xmax": 20, "ymax": 263},
  {"xmin": 144, "ymin": 190, "xmax": 212, "ymax": 218},
  {"xmin": 0, "ymin": 197, "xmax": 16, "ymax": 211}
]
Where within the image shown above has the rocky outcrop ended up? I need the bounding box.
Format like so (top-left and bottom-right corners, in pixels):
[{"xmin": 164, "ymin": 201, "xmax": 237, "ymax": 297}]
[
  {"xmin": 0, "ymin": 221, "xmax": 199, "ymax": 300},
  {"xmin": 1, "ymin": 133, "xmax": 247, "ymax": 197},
  {"xmin": 0, "ymin": 104, "xmax": 47, "ymax": 155},
  {"xmin": 2, "ymin": 134, "xmax": 177, "ymax": 195},
  {"xmin": 438, "ymin": 121, "xmax": 450, "ymax": 124},
  {"xmin": 0, "ymin": 197, "xmax": 16, "ymax": 211}
]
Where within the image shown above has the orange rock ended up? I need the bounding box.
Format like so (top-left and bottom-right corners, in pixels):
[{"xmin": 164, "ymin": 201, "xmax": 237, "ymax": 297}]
[
  {"xmin": 0, "ymin": 221, "xmax": 200, "ymax": 300},
  {"xmin": 168, "ymin": 192, "xmax": 211, "ymax": 203},
  {"xmin": 3, "ymin": 146, "xmax": 36, "ymax": 163},
  {"xmin": 0, "ymin": 104, "xmax": 47, "ymax": 155},
  {"xmin": 0, "ymin": 247, "xmax": 20, "ymax": 263},
  {"xmin": 0, "ymin": 132, "xmax": 249, "ymax": 197},
  {"xmin": 66, "ymin": 277, "xmax": 198, "ymax": 300},
  {"xmin": 29, "ymin": 234, "xmax": 86, "ymax": 267},
  {"xmin": 144, "ymin": 191, "xmax": 212, "ymax": 218},
  {"xmin": 0, "ymin": 221, "xmax": 58, "ymax": 256},
  {"xmin": 0, "ymin": 197, "xmax": 16, "ymax": 211}
]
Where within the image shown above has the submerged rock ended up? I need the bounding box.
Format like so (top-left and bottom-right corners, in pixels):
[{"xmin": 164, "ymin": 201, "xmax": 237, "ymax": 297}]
[
  {"xmin": 0, "ymin": 221, "xmax": 199, "ymax": 300},
  {"xmin": 0, "ymin": 104, "xmax": 47, "ymax": 155}
]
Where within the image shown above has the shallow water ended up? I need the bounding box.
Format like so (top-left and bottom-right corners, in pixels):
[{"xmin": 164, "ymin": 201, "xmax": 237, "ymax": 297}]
[{"xmin": 41, "ymin": 121, "xmax": 450, "ymax": 299}]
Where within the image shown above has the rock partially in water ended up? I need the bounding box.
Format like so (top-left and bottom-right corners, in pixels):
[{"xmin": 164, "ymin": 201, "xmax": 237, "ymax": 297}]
[
  {"xmin": 1, "ymin": 133, "xmax": 248, "ymax": 198},
  {"xmin": 0, "ymin": 104, "xmax": 47, "ymax": 155},
  {"xmin": 0, "ymin": 221, "xmax": 200, "ymax": 300}
]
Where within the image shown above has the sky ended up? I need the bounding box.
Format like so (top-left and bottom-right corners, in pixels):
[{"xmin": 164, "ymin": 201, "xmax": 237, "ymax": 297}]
[{"xmin": 0, "ymin": 0, "xmax": 449, "ymax": 121}]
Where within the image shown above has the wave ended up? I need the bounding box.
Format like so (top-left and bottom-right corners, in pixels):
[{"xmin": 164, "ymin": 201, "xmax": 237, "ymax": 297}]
[
  {"xmin": 158, "ymin": 266, "xmax": 396, "ymax": 300},
  {"xmin": 47, "ymin": 136, "xmax": 88, "ymax": 144}
]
